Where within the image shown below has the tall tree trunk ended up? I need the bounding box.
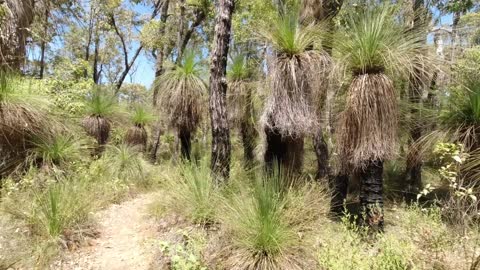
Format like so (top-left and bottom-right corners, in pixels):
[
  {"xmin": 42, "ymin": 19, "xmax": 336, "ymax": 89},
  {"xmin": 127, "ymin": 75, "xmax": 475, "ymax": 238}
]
[
  {"xmin": 359, "ymin": 160, "xmax": 384, "ymax": 231},
  {"xmin": 209, "ymin": 0, "xmax": 234, "ymax": 182},
  {"xmin": 240, "ymin": 87, "xmax": 256, "ymax": 168},
  {"xmin": 153, "ymin": 0, "xmax": 170, "ymax": 106},
  {"xmin": 0, "ymin": 0, "xmax": 35, "ymax": 71},
  {"xmin": 405, "ymin": 0, "xmax": 425, "ymax": 191},
  {"xmin": 451, "ymin": 11, "xmax": 461, "ymax": 64},
  {"xmin": 39, "ymin": 2, "xmax": 49, "ymax": 79},
  {"xmin": 179, "ymin": 129, "xmax": 191, "ymax": 161}
]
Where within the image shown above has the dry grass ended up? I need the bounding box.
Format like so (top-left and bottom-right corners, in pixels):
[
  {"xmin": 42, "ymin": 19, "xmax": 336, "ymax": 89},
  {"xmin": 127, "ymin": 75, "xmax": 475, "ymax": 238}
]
[
  {"xmin": 261, "ymin": 51, "xmax": 331, "ymax": 138},
  {"xmin": 125, "ymin": 125, "xmax": 147, "ymax": 150},
  {"xmin": 155, "ymin": 52, "xmax": 207, "ymax": 133},
  {"xmin": 338, "ymin": 73, "xmax": 397, "ymax": 170},
  {"xmin": 82, "ymin": 116, "xmax": 111, "ymax": 146}
]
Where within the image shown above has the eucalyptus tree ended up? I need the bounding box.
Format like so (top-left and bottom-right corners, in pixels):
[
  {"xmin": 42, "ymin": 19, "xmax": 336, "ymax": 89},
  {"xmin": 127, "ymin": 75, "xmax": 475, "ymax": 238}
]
[
  {"xmin": 336, "ymin": 4, "xmax": 429, "ymax": 230},
  {"xmin": 209, "ymin": 0, "xmax": 235, "ymax": 181},
  {"xmin": 156, "ymin": 52, "xmax": 207, "ymax": 161}
]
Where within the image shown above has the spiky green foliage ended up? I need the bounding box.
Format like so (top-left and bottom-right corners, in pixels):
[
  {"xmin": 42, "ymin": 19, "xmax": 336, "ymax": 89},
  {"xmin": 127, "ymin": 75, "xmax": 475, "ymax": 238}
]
[
  {"xmin": 131, "ymin": 105, "xmax": 155, "ymax": 127},
  {"xmin": 220, "ymin": 172, "xmax": 330, "ymax": 269},
  {"xmin": 84, "ymin": 88, "xmax": 117, "ymax": 118},
  {"xmin": 161, "ymin": 159, "xmax": 218, "ymax": 224},
  {"xmin": 335, "ymin": 4, "xmax": 427, "ymax": 76},
  {"xmin": 102, "ymin": 144, "xmax": 145, "ymax": 181},
  {"xmin": 262, "ymin": 9, "xmax": 324, "ymax": 56},
  {"xmin": 155, "ymin": 51, "xmax": 207, "ymax": 132},
  {"xmin": 27, "ymin": 134, "xmax": 85, "ymax": 168}
]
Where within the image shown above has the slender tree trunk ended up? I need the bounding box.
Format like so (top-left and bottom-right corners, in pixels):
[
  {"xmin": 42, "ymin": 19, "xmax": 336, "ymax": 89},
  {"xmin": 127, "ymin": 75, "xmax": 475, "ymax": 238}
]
[
  {"xmin": 405, "ymin": 0, "xmax": 425, "ymax": 191},
  {"xmin": 314, "ymin": 131, "xmax": 329, "ymax": 179},
  {"xmin": 39, "ymin": 3, "xmax": 49, "ymax": 79},
  {"xmin": 93, "ymin": 34, "xmax": 100, "ymax": 84},
  {"xmin": 240, "ymin": 87, "xmax": 256, "ymax": 168},
  {"xmin": 179, "ymin": 129, "xmax": 191, "ymax": 161},
  {"xmin": 209, "ymin": 0, "xmax": 234, "ymax": 182},
  {"xmin": 359, "ymin": 160, "xmax": 384, "ymax": 231},
  {"xmin": 153, "ymin": 0, "xmax": 170, "ymax": 106},
  {"xmin": 451, "ymin": 11, "xmax": 461, "ymax": 64}
]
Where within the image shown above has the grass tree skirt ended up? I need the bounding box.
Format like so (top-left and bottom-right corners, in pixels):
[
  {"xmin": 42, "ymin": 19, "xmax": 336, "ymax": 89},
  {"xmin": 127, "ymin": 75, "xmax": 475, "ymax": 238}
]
[
  {"xmin": 82, "ymin": 116, "xmax": 110, "ymax": 155},
  {"xmin": 359, "ymin": 160, "xmax": 384, "ymax": 231},
  {"xmin": 264, "ymin": 127, "xmax": 304, "ymax": 175},
  {"xmin": 125, "ymin": 125, "xmax": 148, "ymax": 151}
]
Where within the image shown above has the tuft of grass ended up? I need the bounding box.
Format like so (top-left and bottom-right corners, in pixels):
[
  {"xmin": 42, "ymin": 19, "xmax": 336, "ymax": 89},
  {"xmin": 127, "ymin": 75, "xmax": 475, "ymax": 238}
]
[
  {"xmin": 220, "ymin": 173, "xmax": 328, "ymax": 269},
  {"xmin": 2, "ymin": 177, "xmax": 93, "ymax": 239},
  {"xmin": 84, "ymin": 87, "xmax": 118, "ymax": 117},
  {"xmin": 101, "ymin": 144, "xmax": 146, "ymax": 182},
  {"xmin": 27, "ymin": 134, "xmax": 86, "ymax": 168},
  {"xmin": 131, "ymin": 105, "xmax": 155, "ymax": 126},
  {"xmin": 159, "ymin": 159, "xmax": 218, "ymax": 224}
]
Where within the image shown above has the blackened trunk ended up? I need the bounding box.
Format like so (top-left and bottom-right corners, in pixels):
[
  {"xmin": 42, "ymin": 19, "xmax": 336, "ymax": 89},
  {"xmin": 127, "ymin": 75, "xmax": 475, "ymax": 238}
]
[
  {"xmin": 179, "ymin": 129, "xmax": 191, "ymax": 161},
  {"xmin": 359, "ymin": 160, "xmax": 384, "ymax": 231},
  {"xmin": 209, "ymin": 0, "xmax": 234, "ymax": 182},
  {"xmin": 264, "ymin": 128, "xmax": 304, "ymax": 175},
  {"xmin": 149, "ymin": 121, "xmax": 162, "ymax": 162},
  {"xmin": 314, "ymin": 130, "xmax": 329, "ymax": 179},
  {"xmin": 329, "ymin": 173, "xmax": 348, "ymax": 216},
  {"xmin": 39, "ymin": 4, "xmax": 48, "ymax": 79}
]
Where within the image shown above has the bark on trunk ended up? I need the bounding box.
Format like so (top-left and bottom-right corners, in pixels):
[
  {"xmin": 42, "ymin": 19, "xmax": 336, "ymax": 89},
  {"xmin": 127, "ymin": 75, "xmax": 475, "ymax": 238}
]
[
  {"xmin": 0, "ymin": 0, "xmax": 35, "ymax": 71},
  {"xmin": 39, "ymin": 3, "xmax": 49, "ymax": 79},
  {"xmin": 152, "ymin": 0, "xmax": 170, "ymax": 106},
  {"xmin": 314, "ymin": 130, "xmax": 329, "ymax": 179},
  {"xmin": 359, "ymin": 160, "xmax": 384, "ymax": 231},
  {"xmin": 264, "ymin": 128, "xmax": 304, "ymax": 175},
  {"xmin": 209, "ymin": 0, "xmax": 234, "ymax": 182},
  {"xmin": 179, "ymin": 129, "xmax": 191, "ymax": 161},
  {"xmin": 405, "ymin": 0, "xmax": 425, "ymax": 191},
  {"xmin": 330, "ymin": 173, "xmax": 348, "ymax": 216},
  {"xmin": 240, "ymin": 87, "xmax": 256, "ymax": 168}
]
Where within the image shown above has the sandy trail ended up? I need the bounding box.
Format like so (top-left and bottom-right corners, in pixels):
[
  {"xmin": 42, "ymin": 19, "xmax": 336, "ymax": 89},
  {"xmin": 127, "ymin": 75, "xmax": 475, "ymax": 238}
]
[{"xmin": 55, "ymin": 193, "xmax": 158, "ymax": 270}]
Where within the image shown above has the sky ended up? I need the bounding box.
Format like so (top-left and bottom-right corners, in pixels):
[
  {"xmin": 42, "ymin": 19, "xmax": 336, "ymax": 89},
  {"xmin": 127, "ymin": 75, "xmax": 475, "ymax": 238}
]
[{"xmin": 128, "ymin": 5, "xmax": 455, "ymax": 90}]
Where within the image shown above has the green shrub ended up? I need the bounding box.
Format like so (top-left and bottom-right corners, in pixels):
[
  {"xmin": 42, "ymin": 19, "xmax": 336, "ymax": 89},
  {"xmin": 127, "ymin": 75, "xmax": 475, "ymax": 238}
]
[
  {"xmin": 2, "ymin": 177, "xmax": 93, "ymax": 238},
  {"xmin": 220, "ymin": 173, "xmax": 328, "ymax": 269},
  {"xmin": 160, "ymin": 159, "xmax": 218, "ymax": 224}
]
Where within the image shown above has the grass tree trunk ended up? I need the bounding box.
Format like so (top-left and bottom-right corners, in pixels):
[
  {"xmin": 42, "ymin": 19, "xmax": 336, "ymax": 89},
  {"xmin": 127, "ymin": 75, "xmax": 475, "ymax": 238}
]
[
  {"xmin": 178, "ymin": 129, "xmax": 191, "ymax": 161},
  {"xmin": 209, "ymin": 0, "xmax": 234, "ymax": 182},
  {"xmin": 359, "ymin": 160, "xmax": 384, "ymax": 231},
  {"xmin": 264, "ymin": 128, "xmax": 304, "ymax": 175}
]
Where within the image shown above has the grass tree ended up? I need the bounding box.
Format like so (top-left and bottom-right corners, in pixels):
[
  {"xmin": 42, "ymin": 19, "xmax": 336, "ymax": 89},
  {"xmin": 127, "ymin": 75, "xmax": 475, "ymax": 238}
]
[
  {"xmin": 156, "ymin": 52, "xmax": 207, "ymax": 161},
  {"xmin": 82, "ymin": 88, "xmax": 117, "ymax": 155},
  {"xmin": 261, "ymin": 10, "xmax": 330, "ymax": 174},
  {"xmin": 336, "ymin": 4, "xmax": 428, "ymax": 230},
  {"xmin": 228, "ymin": 54, "xmax": 257, "ymax": 168},
  {"xmin": 125, "ymin": 106, "xmax": 155, "ymax": 151},
  {"xmin": 0, "ymin": 72, "xmax": 54, "ymax": 175}
]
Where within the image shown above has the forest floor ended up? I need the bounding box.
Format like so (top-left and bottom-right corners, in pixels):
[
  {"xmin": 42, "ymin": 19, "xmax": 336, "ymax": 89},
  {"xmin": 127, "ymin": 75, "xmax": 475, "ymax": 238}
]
[{"xmin": 53, "ymin": 193, "xmax": 159, "ymax": 270}]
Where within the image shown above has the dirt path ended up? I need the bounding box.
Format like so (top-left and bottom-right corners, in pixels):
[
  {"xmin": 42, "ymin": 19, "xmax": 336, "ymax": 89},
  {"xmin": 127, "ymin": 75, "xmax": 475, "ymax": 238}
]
[{"xmin": 55, "ymin": 193, "xmax": 159, "ymax": 270}]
